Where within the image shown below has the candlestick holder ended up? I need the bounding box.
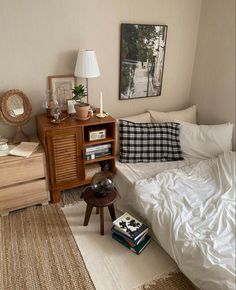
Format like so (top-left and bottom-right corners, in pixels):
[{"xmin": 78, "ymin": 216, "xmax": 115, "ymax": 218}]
[{"xmin": 96, "ymin": 112, "xmax": 108, "ymax": 118}]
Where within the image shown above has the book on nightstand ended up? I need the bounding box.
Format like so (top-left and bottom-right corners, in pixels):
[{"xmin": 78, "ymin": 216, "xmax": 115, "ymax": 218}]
[
  {"xmin": 112, "ymin": 232, "xmax": 151, "ymax": 255},
  {"xmin": 113, "ymin": 212, "xmax": 148, "ymax": 241},
  {"xmin": 8, "ymin": 142, "xmax": 39, "ymax": 158}
]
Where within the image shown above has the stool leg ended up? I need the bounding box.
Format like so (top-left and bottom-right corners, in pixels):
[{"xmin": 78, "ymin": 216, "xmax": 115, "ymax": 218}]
[
  {"xmin": 84, "ymin": 205, "xmax": 93, "ymax": 226},
  {"xmin": 96, "ymin": 207, "xmax": 99, "ymax": 214},
  {"xmin": 100, "ymin": 207, "xmax": 104, "ymax": 235},
  {"xmin": 108, "ymin": 204, "xmax": 116, "ymax": 221}
]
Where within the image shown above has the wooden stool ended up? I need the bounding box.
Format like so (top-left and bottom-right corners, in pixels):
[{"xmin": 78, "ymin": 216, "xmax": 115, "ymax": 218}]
[{"xmin": 83, "ymin": 188, "xmax": 117, "ymax": 235}]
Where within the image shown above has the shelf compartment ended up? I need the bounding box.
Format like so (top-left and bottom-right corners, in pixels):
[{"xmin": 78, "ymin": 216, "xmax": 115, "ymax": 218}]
[
  {"xmin": 84, "ymin": 138, "xmax": 115, "ymax": 147},
  {"xmin": 84, "ymin": 155, "xmax": 115, "ymax": 165},
  {"xmin": 84, "ymin": 123, "xmax": 115, "ymax": 143}
]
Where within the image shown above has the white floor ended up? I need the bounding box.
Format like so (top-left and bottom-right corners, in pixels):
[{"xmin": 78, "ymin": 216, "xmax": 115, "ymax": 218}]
[{"xmin": 62, "ymin": 201, "xmax": 177, "ymax": 290}]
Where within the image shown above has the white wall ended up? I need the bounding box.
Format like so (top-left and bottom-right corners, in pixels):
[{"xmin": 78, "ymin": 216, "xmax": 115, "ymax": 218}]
[
  {"xmin": 0, "ymin": 0, "xmax": 201, "ymax": 139},
  {"xmin": 190, "ymin": 0, "xmax": 235, "ymax": 148}
]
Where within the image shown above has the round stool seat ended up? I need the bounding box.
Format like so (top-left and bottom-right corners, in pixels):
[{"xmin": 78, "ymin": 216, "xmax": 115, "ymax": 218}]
[{"xmin": 83, "ymin": 188, "xmax": 117, "ymax": 207}]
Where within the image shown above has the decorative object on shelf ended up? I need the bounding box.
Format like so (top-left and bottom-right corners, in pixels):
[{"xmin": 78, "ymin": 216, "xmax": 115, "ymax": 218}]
[
  {"xmin": 74, "ymin": 49, "xmax": 100, "ymax": 105},
  {"xmin": 52, "ymin": 106, "xmax": 61, "ymax": 121},
  {"xmin": 51, "ymin": 115, "xmax": 69, "ymax": 125},
  {"xmin": 48, "ymin": 75, "xmax": 76, "ymax": 111},
  {"xmin": 119, "ymin": 23, "xmax": 168, "ymax": 100},
  {"xmin": 49, "ymin": 99, "xmax": 60, "ymax": 118},
  {"xmin": 0, "ymin": 89, "xmax": 31, "ymax": 144},
  {"xmin": 91, "ymin": 170, "xmax": 114, "ymax": 198},
  {"xmin": 42, "ymin": 90, "xmax": 56, "ymax": 117},
  {"xmin": 72, "ymin": 84, "xmax": 90, "ymax": 120},
  {"xmin": 99, "ymin": 160, "xmax": 111, "ymax": 171},
  {"xmin": 89, "ymin": 128, "xmax": 106, "ymax": 141},
  {"xmin": 96, "ymin": 91, "xmax": 108, "ymax": 118},
  {"xmin": 67, "ymin": 99, "xmax": 77, "ymax": 114},
  {"xmin": 89, "ymin": 108, "xmax": 94, "ymax": 117}
]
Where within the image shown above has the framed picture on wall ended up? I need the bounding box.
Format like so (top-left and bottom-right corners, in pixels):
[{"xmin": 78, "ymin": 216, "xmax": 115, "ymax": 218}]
[
  {"xmin": 119, "ymin": 23, "xmax": 168, "ymax": 100},
  {"xmin": 48, "ymin": 75, "xmax": 76, "ymax": 110}
]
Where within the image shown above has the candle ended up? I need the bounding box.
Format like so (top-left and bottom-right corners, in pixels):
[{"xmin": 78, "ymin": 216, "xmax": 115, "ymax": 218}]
[{"xmin": 100, "ymin": 91, "xmax": 103, "ymax": 115}]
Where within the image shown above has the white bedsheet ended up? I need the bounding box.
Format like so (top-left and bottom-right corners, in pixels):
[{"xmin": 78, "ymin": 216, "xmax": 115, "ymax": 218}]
[
  {"xmin": 114, "ymin": 156, "xmax": 200, "ymax": 214},
  {"xmin": 132, "ymin": 151, "xmax": 235, "ymax": 290}
]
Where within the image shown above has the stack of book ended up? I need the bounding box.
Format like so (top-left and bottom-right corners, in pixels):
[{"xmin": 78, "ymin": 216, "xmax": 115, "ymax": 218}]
[
  {"xmin": 85, "ymin": 143, "xmax": 112, "ymax": 160},
  {"xmin": 112, "ymin": 212, "xmax": 151, "ymax": 255}
]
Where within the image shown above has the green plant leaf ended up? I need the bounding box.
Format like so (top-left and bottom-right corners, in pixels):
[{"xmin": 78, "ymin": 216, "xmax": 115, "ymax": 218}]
[{"xmin": 72, "ymin": 84, "xmax": 87, "ymax": 102}]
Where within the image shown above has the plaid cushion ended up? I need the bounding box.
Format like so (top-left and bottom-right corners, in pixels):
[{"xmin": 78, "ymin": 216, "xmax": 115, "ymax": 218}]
[{"xmin": 119, "ymin": 120, "xmax": 183, "ymax": 163}]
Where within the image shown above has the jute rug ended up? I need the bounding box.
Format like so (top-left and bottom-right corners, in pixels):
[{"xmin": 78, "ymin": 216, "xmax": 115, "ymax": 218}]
[
  {"xmin": 62, "ymin": 201, "xmax": 196, "ymax": 290},
  {"xmin": 133, "ymin": 272, "xmax": 196, "ymax": 290},
  {"xmin": 0, "ymin": 202, "xmax": 95, "ymax": 290},
  {"xmin": 1, "ymin": 188, "xmax": 195, "ymax": 290}
]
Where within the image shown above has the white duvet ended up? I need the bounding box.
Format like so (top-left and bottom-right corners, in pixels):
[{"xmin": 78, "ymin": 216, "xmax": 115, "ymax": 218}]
[{"xmin": 133, "ymin": 152, "xmax": 235, "ymax": 290}]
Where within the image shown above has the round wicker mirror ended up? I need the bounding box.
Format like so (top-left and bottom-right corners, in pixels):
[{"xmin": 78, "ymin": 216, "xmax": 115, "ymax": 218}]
[{"xmin": 0, "ymin": 89, "xmax": 32, "ymax": 144}]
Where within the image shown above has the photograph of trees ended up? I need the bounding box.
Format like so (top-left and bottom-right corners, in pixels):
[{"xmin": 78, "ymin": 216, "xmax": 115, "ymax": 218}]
[{"xmin": 119, "ymin": 24, "xmax": 168, "ymax": 100}]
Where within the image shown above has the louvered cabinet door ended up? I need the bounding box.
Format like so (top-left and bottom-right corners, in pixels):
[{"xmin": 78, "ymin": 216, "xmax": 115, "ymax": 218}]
[{"xmin": 47, "ymin": 128, "xmax": 83, "ymax": 186}]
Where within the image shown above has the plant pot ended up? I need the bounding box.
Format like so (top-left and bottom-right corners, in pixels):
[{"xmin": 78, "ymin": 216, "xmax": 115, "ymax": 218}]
[{"xmin": 74, "ymin": 103, "xmax": 90, "ymax": 120}]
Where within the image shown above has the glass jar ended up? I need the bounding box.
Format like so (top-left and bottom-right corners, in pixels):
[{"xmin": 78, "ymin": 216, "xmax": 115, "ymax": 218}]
[
  {"xmin": 42, "ymin": 90, "xmax": 54, "ymax": 117},
  {"xmin": 91, "ymin": 170, "xmax": 114, "ymax": 198}
]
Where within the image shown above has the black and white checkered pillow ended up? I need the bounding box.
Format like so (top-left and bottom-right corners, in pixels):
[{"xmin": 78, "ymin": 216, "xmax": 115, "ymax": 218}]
[{"xmin": 119, "ymin": 120, "xmax": 183, "ymax": 163}]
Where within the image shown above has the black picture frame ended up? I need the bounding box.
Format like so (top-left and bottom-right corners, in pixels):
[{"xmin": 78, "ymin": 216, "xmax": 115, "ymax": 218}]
[{"xmin": 119, "ymin": 23, "xmax": 168, "ymax": 100}]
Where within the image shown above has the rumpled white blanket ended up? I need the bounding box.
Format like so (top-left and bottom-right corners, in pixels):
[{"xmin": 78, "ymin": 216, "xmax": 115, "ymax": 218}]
[{"xmin": 133, "ymin": 151, "xmax": 235, "ymax": 290}]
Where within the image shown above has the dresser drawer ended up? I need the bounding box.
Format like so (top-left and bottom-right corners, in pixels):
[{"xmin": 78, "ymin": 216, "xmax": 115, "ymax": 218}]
[
  {"xmin": 0, "ymin": 155, "xmax": 45, "ymax": 187},
  {"xmin": 0, "ymin": 179, "xmax": 49, "ymax": 213}
]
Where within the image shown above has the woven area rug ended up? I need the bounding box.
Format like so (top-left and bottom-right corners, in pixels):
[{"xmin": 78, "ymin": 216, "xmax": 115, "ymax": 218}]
[
  {"xmin": 62, "ymin": 201, "xmax": 196, "ymax": 290},
  {"xmin": 133, "ymin": 271, "xmax": 196, "ymax": 290},
  {"xmin": 0, "ymin": 203, "xmax": 95, "ymax": 290},
  {"xmin": 1, "ymin": 188, "xmax": 196, "ymax": 290}
]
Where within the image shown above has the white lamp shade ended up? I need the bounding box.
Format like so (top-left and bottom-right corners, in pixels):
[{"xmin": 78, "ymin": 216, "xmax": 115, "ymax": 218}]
[{"xmin": 74, "ymin": 49, "xmax": 100, "ymax": 78}]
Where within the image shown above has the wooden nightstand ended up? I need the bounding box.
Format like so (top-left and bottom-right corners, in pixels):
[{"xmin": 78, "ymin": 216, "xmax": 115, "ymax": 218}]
[
  {"xmin": 36, "ymin": 112, "xmax": 116, "ymax": 203},
  {"xmin": 0, "ymin": 147, "xmax": 50, "ymax": 216}
]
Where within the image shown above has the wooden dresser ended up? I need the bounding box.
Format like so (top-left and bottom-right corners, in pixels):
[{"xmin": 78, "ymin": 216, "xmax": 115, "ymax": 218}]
[
  {"xmin": 36, "ymin": 113, "xmax": 116, "ymax": 203},
  {"xmin": 0, "ymin": 147, "xmax": 50, "ymax": 216}
]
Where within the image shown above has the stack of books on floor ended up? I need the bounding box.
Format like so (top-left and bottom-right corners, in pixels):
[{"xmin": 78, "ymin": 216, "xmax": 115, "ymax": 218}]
[{"xmin": 112, "ymin": 212, "xmax": 151, "ymax": 255}]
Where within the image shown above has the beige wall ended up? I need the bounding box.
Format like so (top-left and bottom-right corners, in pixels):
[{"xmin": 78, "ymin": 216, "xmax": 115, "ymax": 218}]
[
  {"xmin": 190, "ymin": 0, "xmax": 235, "ymax": 147},
  {"xmin": 0, "ymin": 0, "xmax": 201, "ymax": 139}
]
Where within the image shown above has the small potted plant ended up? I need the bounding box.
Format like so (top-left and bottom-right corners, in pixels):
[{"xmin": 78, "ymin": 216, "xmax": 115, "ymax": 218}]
[{"xmin": 72, "ymin": 85, "xmax": 90, "ymax": 119}]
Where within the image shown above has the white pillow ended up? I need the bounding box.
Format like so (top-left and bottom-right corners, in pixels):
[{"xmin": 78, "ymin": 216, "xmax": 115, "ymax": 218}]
[
  {"xmin": 178, "ymin": 121, "xmax": 233, "ymax": 159},
  {"xmin": 116, "ymin": 112, "xmax": 151, "ymax": 155},
  {"xmin": 120, "ymin": 112, "xmax": 151, "ymax": 123},
  {"xmin": 147, "ymin": 105, "xmax": 197, "ymax": 124}
]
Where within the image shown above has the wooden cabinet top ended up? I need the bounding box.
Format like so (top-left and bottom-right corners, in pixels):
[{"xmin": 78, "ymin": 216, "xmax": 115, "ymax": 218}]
[{"xmin": 36, "ymin": 112, "xmax": 116, "ymax": 131}]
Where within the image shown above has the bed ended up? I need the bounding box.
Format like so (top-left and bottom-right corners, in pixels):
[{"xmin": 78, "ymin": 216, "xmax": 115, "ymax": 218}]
[
  {"xmin": 114, "ymin": 109, "xmax": 235, "ymax": 290},
  {"xmin": 114, "ymin": 152, "xmax": 235, "ymax": 290}
]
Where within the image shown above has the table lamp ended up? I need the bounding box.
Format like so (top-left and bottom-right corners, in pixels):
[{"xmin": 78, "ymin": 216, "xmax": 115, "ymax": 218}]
[{"xmin": 74, "ymin": 49, "xmax": 100, "ymax": 105}]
